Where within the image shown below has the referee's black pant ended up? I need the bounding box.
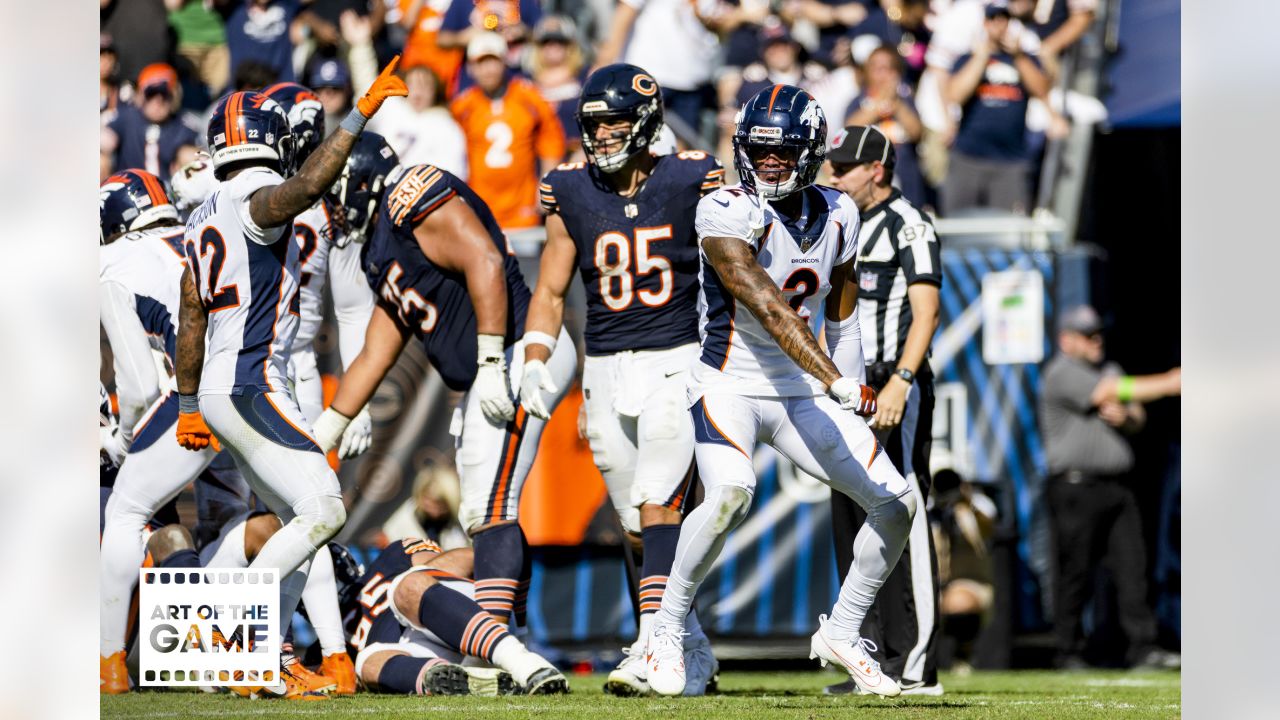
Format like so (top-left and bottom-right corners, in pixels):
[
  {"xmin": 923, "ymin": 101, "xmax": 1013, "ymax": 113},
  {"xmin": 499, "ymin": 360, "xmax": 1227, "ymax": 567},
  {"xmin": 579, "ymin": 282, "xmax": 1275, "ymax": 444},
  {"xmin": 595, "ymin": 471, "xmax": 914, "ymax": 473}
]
[{"xmin": 830, "ymin": 362, "xmax": 941, "ymax": 686}]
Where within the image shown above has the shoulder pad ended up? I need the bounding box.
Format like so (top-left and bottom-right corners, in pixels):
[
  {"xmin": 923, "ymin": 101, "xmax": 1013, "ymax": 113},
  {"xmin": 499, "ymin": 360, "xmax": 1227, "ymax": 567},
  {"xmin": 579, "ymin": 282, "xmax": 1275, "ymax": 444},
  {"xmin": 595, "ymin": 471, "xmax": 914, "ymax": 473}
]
[{"xmin": 696, "ymin": 186, "xmax": 768, "ymax": 244}]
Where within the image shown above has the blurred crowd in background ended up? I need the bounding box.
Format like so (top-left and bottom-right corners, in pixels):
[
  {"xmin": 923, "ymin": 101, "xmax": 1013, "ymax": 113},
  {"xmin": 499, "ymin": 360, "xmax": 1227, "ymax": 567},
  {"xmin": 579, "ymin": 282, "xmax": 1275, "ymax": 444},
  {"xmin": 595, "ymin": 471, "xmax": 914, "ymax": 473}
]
[{"xmin": 101, "ymin": 0, "xmax": 1106, "ymax": 229}]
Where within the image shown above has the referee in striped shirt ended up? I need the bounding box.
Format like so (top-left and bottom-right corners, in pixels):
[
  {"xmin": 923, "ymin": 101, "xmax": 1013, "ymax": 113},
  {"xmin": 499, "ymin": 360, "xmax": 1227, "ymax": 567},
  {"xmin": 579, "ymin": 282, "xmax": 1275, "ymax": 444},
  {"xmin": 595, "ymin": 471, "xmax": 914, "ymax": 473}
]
[{"xmin": 826, "ymin": 125, "xmax": 944, "ymax": 695}]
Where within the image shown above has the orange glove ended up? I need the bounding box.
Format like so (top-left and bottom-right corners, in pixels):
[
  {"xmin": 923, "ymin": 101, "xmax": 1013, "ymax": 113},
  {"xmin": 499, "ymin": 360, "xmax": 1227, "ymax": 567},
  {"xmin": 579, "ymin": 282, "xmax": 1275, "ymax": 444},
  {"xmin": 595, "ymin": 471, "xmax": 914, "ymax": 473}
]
[
  {"xmin": 176, "ymin": 411, "xmax": 221, "ymax": 452},
  {"xmin": 852, "ymin": 384, "xmax": 878, "ymax": 418},
  {"xmin": 356, "ymin": 56, "xmax": 408, "ymax": 118}
]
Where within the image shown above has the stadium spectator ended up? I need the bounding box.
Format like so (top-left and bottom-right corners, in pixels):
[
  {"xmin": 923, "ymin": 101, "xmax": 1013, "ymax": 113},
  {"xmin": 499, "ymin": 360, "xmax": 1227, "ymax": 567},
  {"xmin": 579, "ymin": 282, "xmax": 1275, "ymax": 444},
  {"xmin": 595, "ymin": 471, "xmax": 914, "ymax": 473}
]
[
  {"xmin": 450, "ymin": 32, "xmax": 566, "ymax": 230},
  {"xmin": 930, "ymin": 468, "xmax": 998, "ymax": 674},
  {"xmin": 369, "ymin": 65, "xmax": 468, "ymax": 176},
  {"xmin": 436, "ymin": 0, "xmax": 543, "ymax": 57},
  {"xmin": 1039, "ymin": 305, "xmax": 1182, "ymax": 670},
  {"xmin": 309, "ymin": 57, "xmax": 355, "ymax": 136},
  {"xmin": 100, "ymin": 34, "xmax": 125, "ymax": 123},
  {"xmin": 231, "ymin": 59, "xmax": 283, "ymax": 91},
  {"xmin": 101, "ymin": 0, "xmax": 174, "ymax": 83},
  {"xmin": 529, "ymin": 16, "xmax": 586, "ymax": 156},
  {"xmin": 1009, "ymin": 0, "xmax": 1098, "ymax": 75},
  {"xmin": 166, "ymin": 0, "xmax": 231, "ymax": 95},
  {"xmin": 842, "ymin": 45, "xmax": 926, "ymax": 205},
  {"xmin": 779, "ymin": 0, "xmax": 887, "ymax": 67},
  {"xmin": 594, "ymin": 0, "xmax": 719, "ymax": 137},
  {"xmin": 916, "ymin": 0, "xmax": 1041, "ymax": 188},
  {"xmin": 884, "ymin": 0, "xmax": 932, "ymax": 86},
  {"xmin": 397, "ymin": 0, "xmax": 466, "ymax": 92},
  {"xmin": 225, "ymin": 0, "xmax": 301, "ymax": 84},
  {"xmin": 379, "ymin": 465, "xmax": 470, "ymax": 551},
  {"xmin": 101, "ymin": 63, "xmax": 201, "ymax": 178},
  {"xmin": 941, "ymin": 3, "xmax": 1050, "ymax": 215},
  {"xmin": 296, "ymin": 0, "xmax": 386, "ymax": 58}
]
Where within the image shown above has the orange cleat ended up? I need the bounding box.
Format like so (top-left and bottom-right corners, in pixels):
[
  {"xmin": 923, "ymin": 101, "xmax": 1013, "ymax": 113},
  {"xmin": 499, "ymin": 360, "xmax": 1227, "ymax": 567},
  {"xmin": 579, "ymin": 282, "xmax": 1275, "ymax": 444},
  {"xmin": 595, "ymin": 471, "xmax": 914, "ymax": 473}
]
[
  {"xmin": 320, "ymin": 651, "xmax": 357, "ymax": 696},
  {"xmin": 100, "ymin": 652, "xmax": 130, "ymax": 694},
  {"xmin": 228, "ymin": 658, "xmax": 333, "ymax": 700}
]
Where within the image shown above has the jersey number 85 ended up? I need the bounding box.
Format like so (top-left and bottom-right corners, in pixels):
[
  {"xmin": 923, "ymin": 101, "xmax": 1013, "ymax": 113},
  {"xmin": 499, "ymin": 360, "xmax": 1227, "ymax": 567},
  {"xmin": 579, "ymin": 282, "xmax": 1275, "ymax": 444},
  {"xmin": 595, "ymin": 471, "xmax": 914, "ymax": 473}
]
[{"xmin": 594, "ymin": 225, "xmax": 673, "ymax": 311}]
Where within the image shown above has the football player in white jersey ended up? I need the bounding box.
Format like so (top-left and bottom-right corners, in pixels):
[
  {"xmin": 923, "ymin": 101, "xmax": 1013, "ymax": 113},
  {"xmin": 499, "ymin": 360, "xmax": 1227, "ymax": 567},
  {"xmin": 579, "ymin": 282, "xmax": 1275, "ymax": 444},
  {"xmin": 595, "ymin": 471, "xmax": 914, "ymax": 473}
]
[
  {"xmin": 644, "ymin": 85, "xmax": 917, "ymax": 698},
  {"xmin": 98, "ymin": 170, "xmax": 255, "ymax": 694},
  {"xmin": 171, "ymin": 59, "xmax": 406, "ymax": 699}
]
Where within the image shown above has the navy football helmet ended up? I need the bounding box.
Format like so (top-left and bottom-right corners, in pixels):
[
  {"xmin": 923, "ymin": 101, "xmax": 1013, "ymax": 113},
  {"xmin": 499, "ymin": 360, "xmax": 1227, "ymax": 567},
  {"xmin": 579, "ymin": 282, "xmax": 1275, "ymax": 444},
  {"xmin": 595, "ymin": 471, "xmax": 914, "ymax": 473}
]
[
  {"xmin": 732, "ymin": 84, "xmax": 827, "ymax": 199},
  {"xmin": 261, "ymin": 82, "xmax": 325, "ymax": 173},
  {"xmin": 327, "ymin": 542, "xmax": 366, "ymax": 615},
  {"xmin": 577, "ymin": 63, "xmax": 664, "ymax": 173},
  {"xmin": 329, "ymin": 132, "xmax": 400, "ymax": 245},
  {"xmin": 99, "ymin": 168, "xmax": 179, "ymax": 243},
  {"xmin": 206, "ymin": 91, "xmax": 296, "ymax": 180}
]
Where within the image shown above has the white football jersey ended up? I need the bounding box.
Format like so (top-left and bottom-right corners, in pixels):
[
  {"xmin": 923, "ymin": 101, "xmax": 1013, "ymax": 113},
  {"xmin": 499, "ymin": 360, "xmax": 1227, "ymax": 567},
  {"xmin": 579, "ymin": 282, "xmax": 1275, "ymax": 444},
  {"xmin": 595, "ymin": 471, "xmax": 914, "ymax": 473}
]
[
  {"xmin": 184, "ymin": 167, "xmax": 300, "ymax": 395},
  {"xmin": 692, "ymin": 184, "xmax": 859, "ymax": 397},
  {"xmin": 289, "ymin": 200, "xmax": 375, "ymax": 362},
  {"xmin": 99, "ymin": 224, "xmax": 188, "ymax": 361}
]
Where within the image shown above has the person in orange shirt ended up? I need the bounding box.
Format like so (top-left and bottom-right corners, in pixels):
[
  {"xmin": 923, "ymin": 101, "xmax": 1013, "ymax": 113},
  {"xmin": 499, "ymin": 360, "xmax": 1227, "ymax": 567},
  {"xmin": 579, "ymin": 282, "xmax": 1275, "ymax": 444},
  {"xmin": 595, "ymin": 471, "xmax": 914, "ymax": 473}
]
[
  {"xmin": 399, "ymin": 0, "xmax": 465, "ymax": 91},
  {"xmin": 450, "ymin": 32, "xmax": 566, "ymax": 231}
]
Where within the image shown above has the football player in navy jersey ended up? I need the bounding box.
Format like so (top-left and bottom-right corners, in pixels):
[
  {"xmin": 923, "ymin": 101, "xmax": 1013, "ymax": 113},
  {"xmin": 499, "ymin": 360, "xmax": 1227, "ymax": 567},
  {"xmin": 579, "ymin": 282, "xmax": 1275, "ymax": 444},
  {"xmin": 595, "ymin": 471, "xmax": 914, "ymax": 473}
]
[
  {"xmin": 313, "ymin": 133, "xmax": 578, "ymax": 638},
  {"xmin": 519, "ymin": 64, "xmax": 723, "ymax": 697}
]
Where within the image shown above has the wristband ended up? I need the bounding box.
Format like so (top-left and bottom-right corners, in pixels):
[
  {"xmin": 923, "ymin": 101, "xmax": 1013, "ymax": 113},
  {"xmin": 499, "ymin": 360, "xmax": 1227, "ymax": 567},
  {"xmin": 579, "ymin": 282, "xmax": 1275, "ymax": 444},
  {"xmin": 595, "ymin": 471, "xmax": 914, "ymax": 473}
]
[
  {"xmin": 178, "ymin": 393, "xmax": 200, "ymax": 413},
  {"xmin": 477, "ymin": 333, "xmax": 506, "ymax": 366},
  {"xmin": 1116, "ymin": 376, "xmax": 1135, "ymax": 403},
  {"xmin": 340, "ymin": 107, "xmax": 369, "ymax": 135},
  {"xmin": 522, "ymin": 330, "xmax": 558, "ymax": 355}
]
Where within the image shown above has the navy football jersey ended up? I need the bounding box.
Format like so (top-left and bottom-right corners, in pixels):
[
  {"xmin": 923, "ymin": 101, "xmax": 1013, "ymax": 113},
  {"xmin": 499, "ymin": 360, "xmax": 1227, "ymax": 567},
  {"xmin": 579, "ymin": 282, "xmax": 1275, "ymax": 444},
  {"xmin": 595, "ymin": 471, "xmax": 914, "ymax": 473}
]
[
  {"xmin": 540, "ymin": 151, "xmax": 724, "ymax": 355},
  {"xmin": 362, "ymin": 165, "xmax": 532, "ymax": 392},
  {"xmin": 347, "ymin": 538, "xmax": 444, "ymax": 652},
  {"xmin": 107, "ymin": 104, "xmax": 200, "ymax": 176}
]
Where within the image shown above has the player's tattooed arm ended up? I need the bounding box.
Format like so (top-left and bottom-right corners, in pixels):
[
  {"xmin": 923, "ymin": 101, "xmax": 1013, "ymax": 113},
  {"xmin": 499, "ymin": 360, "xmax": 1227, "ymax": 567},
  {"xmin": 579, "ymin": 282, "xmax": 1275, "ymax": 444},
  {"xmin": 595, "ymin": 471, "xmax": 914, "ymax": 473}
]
[
  {"xmin": 175, "ymin": 267, "xmax": 207, "ymax": 396},
  {"xmin": 703, "ymin": 235, "xmax": 841, "ymax": 388},
  {"xmin": 248, "ymin": 128, "xmax": 359, "ymax": 230}
]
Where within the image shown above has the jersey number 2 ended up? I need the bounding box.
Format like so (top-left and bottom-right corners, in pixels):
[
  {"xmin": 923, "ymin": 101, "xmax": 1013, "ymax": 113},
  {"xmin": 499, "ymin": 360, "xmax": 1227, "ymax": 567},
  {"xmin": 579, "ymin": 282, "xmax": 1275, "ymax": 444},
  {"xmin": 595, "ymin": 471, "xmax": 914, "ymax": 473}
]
[
  {"xmin": 185, "ymin": 228, "xmax": 240, "ymax": 312},
  {"xmin": 783, "ymin": 268, "xmax": 820, "ymax": 316},
  {"xmin": 595, "ymin": 226, "xmax": 673, "ymax": 311}
]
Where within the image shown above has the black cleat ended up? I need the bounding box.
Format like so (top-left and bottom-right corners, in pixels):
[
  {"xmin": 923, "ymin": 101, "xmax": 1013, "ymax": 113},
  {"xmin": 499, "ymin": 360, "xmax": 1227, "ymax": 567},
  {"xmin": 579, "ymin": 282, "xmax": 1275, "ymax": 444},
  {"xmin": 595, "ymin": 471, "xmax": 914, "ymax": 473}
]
[
  {"xmin": 524, "ymin": 667, "xmax": 570, "ymax": 695},
  {"xmin": 423, "ymin": 663, "xmax": 471, "ymax": 696}
]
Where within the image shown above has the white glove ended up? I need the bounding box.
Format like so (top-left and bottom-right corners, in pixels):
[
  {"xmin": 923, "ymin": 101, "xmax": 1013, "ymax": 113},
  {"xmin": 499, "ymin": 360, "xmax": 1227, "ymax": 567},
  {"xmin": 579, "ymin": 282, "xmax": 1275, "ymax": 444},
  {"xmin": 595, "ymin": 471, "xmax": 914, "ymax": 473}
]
[
  {"xmin": 338, "ymin": 407, "xmax": 373, "ymax": 459},
  {"xmin": 519, "ymin": 359, "xmax": 558, "ymax": 420},
  {"xmin": 475, "ymin": 334, "xmax": 515, "ymax": 423},
  {"xmin": 829, "ymin": 377, "xmax": 878, "ymax": 417},
  {"xmin": 313, "ymin": 407, "xmax": 353, "ymax": 453},
  {"xmin": 100, "ymin": 425, "xmax": 126, "ymax": 468}
]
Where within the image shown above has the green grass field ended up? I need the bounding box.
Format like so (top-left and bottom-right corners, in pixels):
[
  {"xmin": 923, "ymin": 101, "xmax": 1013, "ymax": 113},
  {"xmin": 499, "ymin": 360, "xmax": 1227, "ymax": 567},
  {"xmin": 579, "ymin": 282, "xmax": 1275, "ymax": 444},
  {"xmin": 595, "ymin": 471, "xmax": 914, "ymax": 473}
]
[{"xmin": 102, "ymin": 669, "xmax": 1180, "ymax": 719}]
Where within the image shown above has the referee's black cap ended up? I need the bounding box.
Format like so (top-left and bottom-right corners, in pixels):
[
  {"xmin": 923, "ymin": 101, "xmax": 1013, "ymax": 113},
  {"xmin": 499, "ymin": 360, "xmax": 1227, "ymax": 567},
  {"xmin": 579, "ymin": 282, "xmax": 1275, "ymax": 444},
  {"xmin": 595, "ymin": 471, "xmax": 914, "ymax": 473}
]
[{"xmin": 829, "ymin": 125, "xmax": 897, "ymax": 168}]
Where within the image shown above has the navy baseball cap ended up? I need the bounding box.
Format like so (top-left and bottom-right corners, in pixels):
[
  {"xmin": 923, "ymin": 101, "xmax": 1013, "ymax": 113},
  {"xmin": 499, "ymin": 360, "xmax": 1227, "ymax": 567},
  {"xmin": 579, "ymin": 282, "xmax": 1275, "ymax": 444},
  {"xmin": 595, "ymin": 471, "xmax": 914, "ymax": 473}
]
[
  {"xmin": 309, "ymin": 59, "xmax": 351, "ymax": 90},
  {"xmin": 985, "ymin": 1, "xmax": 1012, "ymax": 19}
]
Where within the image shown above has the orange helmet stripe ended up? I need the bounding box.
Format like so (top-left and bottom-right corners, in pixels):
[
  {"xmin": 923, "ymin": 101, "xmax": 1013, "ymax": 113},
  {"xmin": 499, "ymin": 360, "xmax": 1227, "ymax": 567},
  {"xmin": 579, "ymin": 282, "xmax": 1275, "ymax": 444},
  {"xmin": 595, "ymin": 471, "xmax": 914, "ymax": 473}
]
[{"xmin": 767, "ymin": 84, "xmax": 783, "ymax": 113}]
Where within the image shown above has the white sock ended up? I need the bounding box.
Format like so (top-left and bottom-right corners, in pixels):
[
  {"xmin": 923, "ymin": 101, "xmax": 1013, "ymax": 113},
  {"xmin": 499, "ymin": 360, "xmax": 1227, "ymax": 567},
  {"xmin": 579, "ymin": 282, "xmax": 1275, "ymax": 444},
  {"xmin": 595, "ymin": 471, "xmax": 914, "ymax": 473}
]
[
  {"xmin": 653, "ymin": 485, "xmax": 752, "ymax": 629},
  {"xmin": 99, "ymin": 493, "xmax": 149, "ymax": 656},
  {"xmin": 270, "ymin": 555, "xmax": 312, "ymax": 645},
  {"xmin": 490, "ymin": 636, "xmax": 546, "ymax": 685},
  {"xmin": 825, "ymin": 493, "xmax": 914, "ymax": 640},
  {"xmin": 300, "ymin": 546, "xmax": 347, "ymax": 655},
  {"xmin": 250, "ymin": 518, "xmax": 320, "ymax": 579},
  {"xmin": 636, "ymin": 612, "xmax": 654, "ymax": 649}
]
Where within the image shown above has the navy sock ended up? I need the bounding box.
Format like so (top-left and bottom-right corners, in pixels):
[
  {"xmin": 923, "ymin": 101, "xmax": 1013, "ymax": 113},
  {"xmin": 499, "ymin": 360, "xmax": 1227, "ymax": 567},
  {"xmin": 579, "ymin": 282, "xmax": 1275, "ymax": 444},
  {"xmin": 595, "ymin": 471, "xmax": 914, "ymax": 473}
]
[
  {"xmin": 472, "ymin": 523, "xmax": 525, "ymax": 622},
  {"xmin": 514, "ymin": 531, "xmax": 532, "ymax": 626},
  {"xmin": 639, "ymin": 524, "xmax": 681, "ymax": 615},
  {"xmin": 377, "ymin": 654, "xmax": 440, "ymax": 694},
  {"xmin": 158, "ymin": 548, "xmax": 201, "ymax": 569},
  {"xmin": 417, "ymin": 583, "xmax": 511, "ymax": 661}
]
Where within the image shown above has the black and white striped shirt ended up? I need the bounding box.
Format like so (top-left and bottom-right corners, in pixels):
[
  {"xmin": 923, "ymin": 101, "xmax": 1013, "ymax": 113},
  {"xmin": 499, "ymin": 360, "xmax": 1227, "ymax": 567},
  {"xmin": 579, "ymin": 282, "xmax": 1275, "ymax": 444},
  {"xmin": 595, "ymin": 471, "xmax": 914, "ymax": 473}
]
[{"xmin": 854, "ymin": 189, "xmax": 942, "ymax": 364}]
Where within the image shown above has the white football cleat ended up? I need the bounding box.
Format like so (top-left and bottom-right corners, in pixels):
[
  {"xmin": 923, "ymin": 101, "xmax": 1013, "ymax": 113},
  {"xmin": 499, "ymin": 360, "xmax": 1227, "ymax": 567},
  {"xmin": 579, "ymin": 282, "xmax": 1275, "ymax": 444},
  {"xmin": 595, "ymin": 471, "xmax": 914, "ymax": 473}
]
[
  {"xmin": 682, "ymin": 632, "xmax": 718, "ymax": 696},
  {"xmin": 604, "ymin": 643, "xmax": 651, "ymax": 697},
  {"xmin": 645, "ymin": 622, "xmax": 688, "ymax": 697},
  {"xmin": 809, "ymin": 615, "xmax": 900, "ymax": 697}
]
